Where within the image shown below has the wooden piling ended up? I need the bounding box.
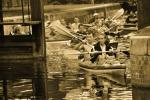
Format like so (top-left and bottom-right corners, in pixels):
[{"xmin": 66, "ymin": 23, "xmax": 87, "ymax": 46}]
[
  {"xmin": 0, "ymin": 0, "xmax": 47, "ymax": 99},
  {"xmin": 130, "ymin": 26, "xmax": 150, "ymax": 100},
  {"xmin": 137, "ymin": 0, "xmax": 150, "ymax": 29}
]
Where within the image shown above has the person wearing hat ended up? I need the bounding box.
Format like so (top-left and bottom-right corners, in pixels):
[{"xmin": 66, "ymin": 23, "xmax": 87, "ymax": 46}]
[{"xmin": 89, "ymin": 13, "xmax": 100, "ymax": 24}]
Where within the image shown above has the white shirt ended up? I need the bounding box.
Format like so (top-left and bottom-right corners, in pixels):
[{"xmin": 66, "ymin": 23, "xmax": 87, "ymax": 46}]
[
  {"xmin": 100, "ymin": 44, "xmax": 106, "ymax": 52},
  {"xmin": 71, "ymin": 23, "xmax": 80, "ymax": 33}
]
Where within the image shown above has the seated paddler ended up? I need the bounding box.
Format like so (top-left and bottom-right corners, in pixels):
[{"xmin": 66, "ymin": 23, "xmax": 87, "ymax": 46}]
[{"xmin": 90, "ymin": 33, "xmax": 115, "ymax": 64}]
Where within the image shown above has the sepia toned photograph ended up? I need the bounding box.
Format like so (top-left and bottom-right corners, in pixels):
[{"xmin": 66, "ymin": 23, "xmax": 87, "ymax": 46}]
[{"xmin": 0, "ymin": 0, "xmax": 149, "ymax": 100}]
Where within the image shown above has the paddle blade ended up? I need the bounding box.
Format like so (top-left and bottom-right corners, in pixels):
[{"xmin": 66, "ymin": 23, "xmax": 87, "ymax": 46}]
[
  {"xmin": 112, "ymin": 8, "xmax": 124, "ymax": 20},
  {"xmin": 50, "ymin": 20, "xmax": 72, "ymax": 38}
]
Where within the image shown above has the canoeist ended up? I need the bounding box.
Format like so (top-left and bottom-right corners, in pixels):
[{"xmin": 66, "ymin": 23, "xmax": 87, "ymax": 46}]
[
  {"xmin": 89, "ymin": 13, "xmax": 100, "ymax": 24},
  {"xmin": 70, "ymin": 17, "xmax": 80, "ymax": 33},
  {"xmin": 91, "ymin": 17, "xmax": 110, "ymax": 37},
  {"xmin": 10, "ymin": 25, "xmax": 26, "ymax": 35},
  {"xmin": 60, "ymin": 19, "xmax": 67, "ymax": 27},
  {"xmin": 45, "ymin": 14, "xmax": 57, "ymax": 27},
  {"xmin": 74, "ymin": 34, "xmax": 95, "ymax": 61},
  {"xmin": 90, "ymin": 33, "xmax": 114, "ymax": 64},
  {"xmin": 45, "ymin": 14, "xmax": 58, "ymax": 38},
  {"xmin": 75, "ymin": 24, "xmax": 87, "ymax": 39}
]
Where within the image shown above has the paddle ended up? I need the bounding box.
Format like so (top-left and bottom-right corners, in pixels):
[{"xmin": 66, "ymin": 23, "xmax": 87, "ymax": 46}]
[
  {"xmin": 49, "ymin": 20, "xmax": 73, "ymax": 38},
  {"xmin": 64, "ymin": 49, "xmax": 129, "ymax": 55},
  {"xmin": 103, "ymin": 8, "xmax": 125, "ymax": 33},
  {"xmin": 111, "ymin": 8, "xmax": 124, "ymax": 21}
]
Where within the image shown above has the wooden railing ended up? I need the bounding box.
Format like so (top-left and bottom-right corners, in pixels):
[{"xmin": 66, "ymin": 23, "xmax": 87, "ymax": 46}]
[{"xmin": 3, "ymin": 3, "xmax": 121, "ymax": 23}]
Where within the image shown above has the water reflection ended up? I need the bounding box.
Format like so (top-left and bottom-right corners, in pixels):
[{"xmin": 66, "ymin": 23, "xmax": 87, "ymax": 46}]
[
  {"xmin": 47, "ymin": 70, "xmax": 132, "ymax": 100},
  {"xmin": 0, "ymin": 58, "xmax": 132, "ymax": 100},
  {"xmin": 0, "ymin": 59, "xmax": 47, "ymax": 100}
]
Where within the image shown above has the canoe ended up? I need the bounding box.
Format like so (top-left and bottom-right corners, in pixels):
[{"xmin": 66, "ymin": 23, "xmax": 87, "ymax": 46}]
[
  {"xmin": 79, "ymin": 62, "xmax": 126, "ymax": 85},
  {"xmin": 79, "ymin": 62, "xmax": 126, "ymax": 69}
]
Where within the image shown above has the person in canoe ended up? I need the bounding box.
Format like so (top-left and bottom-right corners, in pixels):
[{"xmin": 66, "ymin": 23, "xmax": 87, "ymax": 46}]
[
  {"xmin": 74, "ymin": 33, "xmax": 95, "ymax": 61},
  {"xmin": 10, "ymin": 25, "xmax": 26, "ymax": 35},
  {"xmin": 70, "ymin": 17, "xmax": 80, "ymax": 33},
  {"xmin": 75, "ymin": 24, "xmax": 88, "ymax": 39},
  {"xmin": 90, "ymin": 33, "xmax": 115, "ymax": 64}
]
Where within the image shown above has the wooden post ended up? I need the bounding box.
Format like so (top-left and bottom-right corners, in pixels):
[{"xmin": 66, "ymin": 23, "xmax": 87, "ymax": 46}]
[
  {"xmin": 3, "ymin": 80, "xmax": 8, "ymax": 100},
  {"xmin": 30, "ymin": 0, "xmax": 46, "ymax": 57},
  {"xmin": 0, "ymin": 0, "xmax": 4, "ymax": 35},
  {"xmin": 33, "ymin": 61, "xmax": 48, "ymax": 100},
  {"xmin": 130, "ymin": 26, "xmax": 150, "ymax": 100},
  {"xmin": 30, "ymin": 0, "xmax": 47, "ymax": 100},
  {"xmin": 137, "ymin": 0, "xmax": 150, "ymax": 29},
  {"xmin": 132, "ymin": 86, "xmax": 150, "ymax": 100},
  {"xmin": 90, "ymin": 0, "xmax": 95, "ymax": 4},
  {"xmin": 131, "ymin": 0, "xmax": 150, "ymax": 98}
]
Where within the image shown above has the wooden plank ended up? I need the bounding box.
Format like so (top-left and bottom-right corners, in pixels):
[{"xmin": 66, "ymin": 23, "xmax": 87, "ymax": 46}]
[
  {"xmin": 0, "ymin": 42, "xmax": 34, "ymax": 46},
  {"xmin": 0, "ymin": 21, "xmax": 41, "ymax": 25},
  {"xmin": 0, "ymin": 35, "xmax": 33, "ymax": 42},
  {"xmin": 118, "ymin": 27, "xmax": 138, "ymax": 31},
  {"xmin": 0, "ymin": 55, "xmax": 45, "ymax": 60},
  {"xmin": 2, "ymin": 3, "xmax": 120, "ymax": 13}
]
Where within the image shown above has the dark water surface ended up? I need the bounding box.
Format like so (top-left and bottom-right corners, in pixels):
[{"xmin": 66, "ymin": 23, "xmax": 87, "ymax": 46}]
[
  {"xmin": 47, "ymin": 70, "xmax": 132, "ymax": 100},
  {"xmin": 46, "ymin": 40, "xmax": 132, "ymax": 100}
]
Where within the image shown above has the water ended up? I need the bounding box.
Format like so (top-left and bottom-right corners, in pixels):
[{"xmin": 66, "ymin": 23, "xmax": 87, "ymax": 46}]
[
  {"xmin": 46, "ymin": 41, "xmax": 132, "ymax": 100},
  {"xmin": 47, "ymin": 70, "xmax": 132, "ymax": 100}
]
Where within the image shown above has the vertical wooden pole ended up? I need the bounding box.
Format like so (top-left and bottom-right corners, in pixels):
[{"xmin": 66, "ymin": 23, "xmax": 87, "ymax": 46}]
[
  {"xmin": 132, "ymin": 86, "xmax": 150, "ymax": 100},
  {"xmin": 21, "ymin": 0, "xmax": 25, "ymax": 23},
  {"xmin": 3, "ymin": 80, "xmax": 8, "ymax": 100},
  {"xmin": 137, "ymin": 0, "xmax": 150, "ymax": 29},
  {"xmin": 30, "ymin": 0, "xmax": 46, "ymax": 57},
  {"xmin": 33, "ymin": 61, "xmax": 47, "ymax": 100},
  {"xmin": 0, "ymin": 0, "xmax": 4, "ymax": 35},
  {"xmin": 131, "ymin": 2, "xmax": 150, "ymax": 99},
  {"xmin": 30, "ymin": 0, "xmax": 47, "ymax": 100},
  {"xmin": 90, "ymin": 0, "xmax": 95, "ymax": 4},
  {"xmin": 130, "ymin": 30, "xmax": 150, "ymax": 100}
]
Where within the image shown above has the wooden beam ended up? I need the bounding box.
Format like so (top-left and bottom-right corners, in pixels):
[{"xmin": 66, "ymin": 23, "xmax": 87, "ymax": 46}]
[{"xmin": 0, "ymin": 21, "xmax": 41, "ymax": 25}]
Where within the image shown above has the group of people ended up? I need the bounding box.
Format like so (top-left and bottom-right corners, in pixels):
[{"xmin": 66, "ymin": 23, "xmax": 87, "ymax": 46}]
[
  {"xmin": 46, "ymin": 9, "xmax": 133, "ymax": 94},
  {"xmin": 46, "ymin": 12, "xmax": 123, "ymax": 64}
]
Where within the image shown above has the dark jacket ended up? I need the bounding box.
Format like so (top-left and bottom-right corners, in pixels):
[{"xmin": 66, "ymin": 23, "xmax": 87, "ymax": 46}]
[{"xmin": 90, "ymin": 42, "xmax": 112, "ymax": 63}]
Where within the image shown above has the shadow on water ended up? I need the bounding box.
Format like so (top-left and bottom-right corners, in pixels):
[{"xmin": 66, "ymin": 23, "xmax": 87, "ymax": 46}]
[
  {"xmin": 46, "ymin": 37, "xmax": 133, "ymax": 100},
  {"xmin": 47, "ymin": 67, "xmax": 132, "ymax": 100},
  {"xmin": 0, "ymin": 56, "xmax": 132, "ymax": 99},
  {"xmin": 0, "ymin": 59, "xmax": 47, "ymax": 100}
]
